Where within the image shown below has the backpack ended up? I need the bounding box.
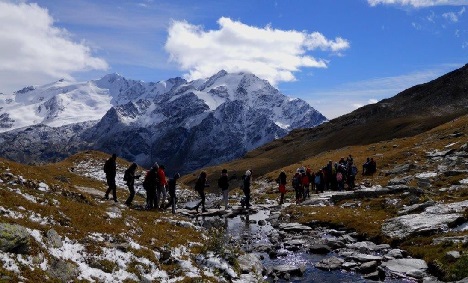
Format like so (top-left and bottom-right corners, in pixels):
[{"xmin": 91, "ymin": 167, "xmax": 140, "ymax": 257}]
[
  {"xmin": 292, "ymin": 176, "xmax": 299, "ymax": 188},
  {"xmin": 314, "ymin": 175, "xmax": 321, "ymax": 185},
  {"xmin": 336, "ymin": 172, "xmax": 343, "ymax": 182},
  {"xmin": 103, "ymin": 160, "xmax": 109, "ymax": 174}
]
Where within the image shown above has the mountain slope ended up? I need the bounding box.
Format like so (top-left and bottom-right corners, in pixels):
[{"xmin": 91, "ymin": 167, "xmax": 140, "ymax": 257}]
[
  {"xmin": 0, "ymin": 71, "xmax": 326, "ymax": 173},
  {"xmin": 188, "ymin": 63, "xmax": 468, "ymax": 179}
]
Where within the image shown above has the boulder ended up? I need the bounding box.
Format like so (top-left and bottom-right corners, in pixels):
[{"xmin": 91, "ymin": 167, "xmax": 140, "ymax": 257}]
[
  {"xmin": 0, "ymin": 223, "xmax": 30, "ymax": 254},
  {"xmin": 46, "ymin": 229, "xmax": 63, "ymax": 248},
  {"xmin": 359, "ymin": 260, "xmax": 378, "ymax": 274},
  {"xmin": 48, "ymin": 258, "xmax": 80, "ymax": 282},
  {"xmin": 309, "ymin": 244, "xmax": 332, "ymax": 254},
  {"xmin": 237, "ymin": 253, "xmax": 264, "ymax": 276}
]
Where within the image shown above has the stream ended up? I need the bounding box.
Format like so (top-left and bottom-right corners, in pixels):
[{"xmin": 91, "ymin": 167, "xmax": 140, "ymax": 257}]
[{"xmin": 222, "ymin": 206, "xmax": 415, "ymax": 283}]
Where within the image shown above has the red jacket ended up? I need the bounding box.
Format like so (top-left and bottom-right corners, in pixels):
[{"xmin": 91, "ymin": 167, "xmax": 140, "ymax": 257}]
[{"xmin": 158, "ymin": 168, "xmax": 167, "ymax": 186}]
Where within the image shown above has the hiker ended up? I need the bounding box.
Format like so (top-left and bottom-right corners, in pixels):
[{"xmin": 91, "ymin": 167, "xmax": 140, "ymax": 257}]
[
  {"xmin": 362, "ymin": 158, "xmax": 371, "ymax": 175},
  {"xmin": 242, "ymin": 170, "xmax": 252, "ymax": 209},
  {"xmin": 325, "ymin": 160, "xmax": 333, "ymax": 190},
  {"xmin": 292, "ymin": 170, "xmax": 303, "ymax": 204},
  {"xmin": 369, "ymin": 158, "xmax": 377, "ymax": 174},
  {"xmin": 218, "ymin": 169, "xmax": 236, "ymax": 210},
  {"xmin": 194, "ymin": 171, "xmax": 209, "ymax": 213},
  {"xmin": 156, "ymin": 165, "xmax": 168, "ymax": 210},
  {"xmin": 143, "ymin": 163, "xmax": 159, "ymax": 209},
  {"xmin": 165, "ymin": 173, "xmax": 180, "ymax": 214},
  {"xmin": 276, "ymin": 170, "xmax": 287, "ymax": 205},
  {"xmin": 314, "ymin": 169, "xmax": 324, "ymax": 193},
  {"xmin": 103, "ymin": 153, "xmax": 118, "ymax": 202},
  {"xmin": 347, "ymin": 163, "xmax": 358, "ymax": 189},
  {"xmin": 124, "ymin": 163, "xmax": 140, "ymax": 206},
  {"xmin": 301, "ymin": 169, "xmax": 310, "ymax": 200},
  {"xmin": 307, "ymin": 167, "xmax": 315, "ymax": 195},
  {"xmin": 336, "ymin": 164, "xmax": 345, "ymax": 191}
]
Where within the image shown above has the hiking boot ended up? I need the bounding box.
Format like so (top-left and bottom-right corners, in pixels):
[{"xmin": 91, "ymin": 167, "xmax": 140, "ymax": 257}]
[{"xmin": 103, "ymin": 195, "xmax": 109, "ymax": 200}]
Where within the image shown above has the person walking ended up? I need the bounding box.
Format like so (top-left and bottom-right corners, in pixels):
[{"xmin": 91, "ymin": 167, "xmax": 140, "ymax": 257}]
[
  {"xmin": 143, "ymin": 163, "xmax": 159, "ymax": 209},
  {"xmin": 277, "ymin": 170, "xmax": 287, "ymax": 205},
  {"xmin": 194, "ymin": 171, "xmax": 209, "ymax": 213},
  {"xmin": 165, "ymin": 173, "xmax": 180, "ymax": 214},
  {"xmin": 124, "ymin": 163, "xmax": 140, "ymax": 206},
  {"xmin": 156, "ymin": 165, "xmax": 168, "ymax": 210},
  {"xmin": 242, "ymin": 170, "xmax": 252, "ymax": 209},
  {"xmin": 103, "ymin": 154, "xmax": 118, "ymax": 202},
  {"xmin": 218, "ymin": 169, "xmax": 230, "ymax": 210}
]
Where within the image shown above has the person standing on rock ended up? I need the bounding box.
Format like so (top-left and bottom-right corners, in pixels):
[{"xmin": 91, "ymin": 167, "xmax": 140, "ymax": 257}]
[
  {"xmin": 242, "ymin": 170, "xmax": 252, "ymax": 209},
  {"xmin": 143, "ymin": 163, "xmax": 159, "ymax": 210},
  {"xmin": 124, "ymin": 163, "xmax": 140, "ymax": 206},
  {"xmin": 194, "ymin": 171, "xmax": 209, "ymax": 213},
  {"xmin": 276, "ymin": 170, "xmax": 287, "ymax": 205},
  {"xmin": 218, "ymin": 169, "xmax": 231, "ymax": 210},
  {"xmin": 156, "ymin": 165, "xmax": 168, "ymax": 210},
  {"xmin": 103, "ymin": 153, "xmax": 118, "ymax": 202}
]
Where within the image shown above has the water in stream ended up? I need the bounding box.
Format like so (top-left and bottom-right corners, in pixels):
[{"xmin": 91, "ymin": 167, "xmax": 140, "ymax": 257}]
[{"xmin": 223, "ymin": 207, "xmax": 412, "ymax": 283}]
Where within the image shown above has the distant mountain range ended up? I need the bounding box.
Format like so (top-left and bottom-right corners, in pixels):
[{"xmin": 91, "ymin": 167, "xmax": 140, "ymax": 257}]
[{"xmin": 0, "ymin": 70, "xmax": 326, "ymax": 173}]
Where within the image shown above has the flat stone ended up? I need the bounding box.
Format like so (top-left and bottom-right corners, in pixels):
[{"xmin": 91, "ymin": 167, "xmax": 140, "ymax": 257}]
[
  {"xmin": 397, "ymin": 201, "xmax": 436, "ymax": 216},
  {"xmin": 278, "ymin": 223, "xmax": 312, "ymax": 232},
  {"xmin": 381, "ymin": 258, "xmax": 428, "ymax": 279},
  {"xmin": 315, "ymin": 256, "xmax": 344, "ymax": 271},
  {"xmin": 349, "ymin": 253, "xmax": 383, "ymax": 263},
  {"xmin": 383, "ymin": 200, "xmax": 468, "ymax": 239},
  {"xmin": 272, "ymin": 264, "xmax": 304, "ymax": 278}
]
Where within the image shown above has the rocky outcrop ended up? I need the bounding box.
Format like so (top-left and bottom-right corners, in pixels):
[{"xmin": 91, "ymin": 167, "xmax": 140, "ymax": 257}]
[
  {"xmin": 0, "ymin": 223, "xmax": 30, "ymax": 254},
  {"xmin": 382, "ymin": 200, "xmax": 468, "ymax": 240}
]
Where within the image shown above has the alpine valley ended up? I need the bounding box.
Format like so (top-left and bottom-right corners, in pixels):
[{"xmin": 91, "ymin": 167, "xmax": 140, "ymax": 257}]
[{"xmin": 0, "ymin": 70, "xmax": 326, "ymax": 174}]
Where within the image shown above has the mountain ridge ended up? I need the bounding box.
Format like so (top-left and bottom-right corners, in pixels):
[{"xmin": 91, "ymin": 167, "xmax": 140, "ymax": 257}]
[{"xmin": 0, "ymin": 71, "xmax": 326, "ymax": 174}]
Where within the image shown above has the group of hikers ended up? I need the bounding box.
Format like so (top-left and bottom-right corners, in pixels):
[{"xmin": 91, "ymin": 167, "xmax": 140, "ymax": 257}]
[
  {"xmin": 103, "ymin": 153, "xmax": 376, "ymax": 213},
  {"xmin": 277, "ymin": 155, "xmax": 377, "ymax": 204},
  {"xmin": 102, "ymin": 154, "xmax": 252, "ymax": 214}
]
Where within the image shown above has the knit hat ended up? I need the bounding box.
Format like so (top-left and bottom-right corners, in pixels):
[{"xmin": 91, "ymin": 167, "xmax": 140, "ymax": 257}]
[{"xmin": 245, "ymin": 170, "xmax": 251, "ymax": 176}]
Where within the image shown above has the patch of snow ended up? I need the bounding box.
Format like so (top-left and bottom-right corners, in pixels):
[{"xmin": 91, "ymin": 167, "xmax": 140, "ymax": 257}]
[
  {"xmin": 0, "ymin": 206, "xmax": 25, "ymax": 219},
  {"xmin": 415, "ymin": 172, "xmax": 438, "ymax": 179},
  {"xmin": 38, "ymin": 182, "xmax": 49, "ymax": 192}
]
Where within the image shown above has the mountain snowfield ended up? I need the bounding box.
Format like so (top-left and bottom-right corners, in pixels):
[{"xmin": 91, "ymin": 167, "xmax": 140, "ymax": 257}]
[{"xmin": 0, "ymin": 70, "xmax": 326, "ymax": 173}]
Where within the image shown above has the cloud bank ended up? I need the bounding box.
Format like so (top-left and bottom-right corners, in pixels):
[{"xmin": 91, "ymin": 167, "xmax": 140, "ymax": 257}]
[
  {"xmin": 164, "ymin": 17, "xmax": 349, "ymax": 85},
  {"xmin": 0, "ymin": 1, "xmax": 107, "ymax": 93},
  {"xmin": 368, "ymin": 0, "xmax": 468, "ymax": 7}
]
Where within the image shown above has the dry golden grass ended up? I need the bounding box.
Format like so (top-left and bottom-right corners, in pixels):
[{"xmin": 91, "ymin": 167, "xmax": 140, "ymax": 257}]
[{"xmin": 0, "ymin": 151, "xmax": 207, "ymax": 281}]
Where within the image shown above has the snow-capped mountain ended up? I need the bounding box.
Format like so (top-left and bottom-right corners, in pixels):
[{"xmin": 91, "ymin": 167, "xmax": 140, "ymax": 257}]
[{"xmin": 0, "ymin": 70, "xmax": 326, "ymax": 173}]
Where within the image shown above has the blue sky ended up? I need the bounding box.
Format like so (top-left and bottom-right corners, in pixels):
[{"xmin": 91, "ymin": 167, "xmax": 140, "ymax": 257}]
[{"xmin": 0, "ymin": 0, "xmax": 467, "ymax": 119}]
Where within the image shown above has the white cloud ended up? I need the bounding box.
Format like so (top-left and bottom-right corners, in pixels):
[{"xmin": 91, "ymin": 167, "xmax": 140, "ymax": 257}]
[
  {"xmin": 442, "ymin": 7, "xmax": 465, "ymax": 22},
  {"xmin": 164, "ymin": 17, "xmax": 349, "ymax": 85},
  {"xmin": 0, "ymin": 1, "xmax": 108, "ymax": 93},
  {"xmin": 368, "ymin": 0, "xmax": 468, "ymax": 7}
]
